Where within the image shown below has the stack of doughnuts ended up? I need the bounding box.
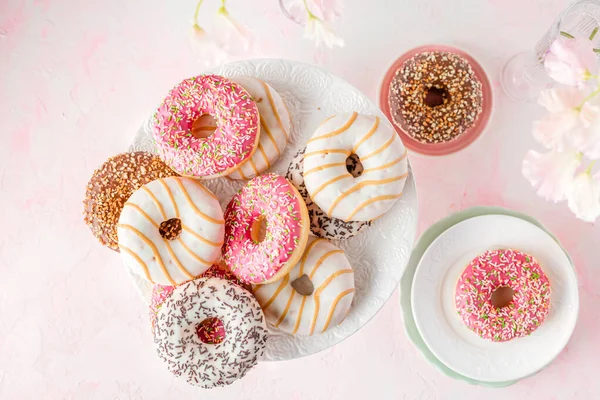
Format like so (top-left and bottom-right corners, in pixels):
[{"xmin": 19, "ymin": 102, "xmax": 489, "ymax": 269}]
[{"xmin": 83, "ymin": 73, "xmax": 409, "ymax": 388}]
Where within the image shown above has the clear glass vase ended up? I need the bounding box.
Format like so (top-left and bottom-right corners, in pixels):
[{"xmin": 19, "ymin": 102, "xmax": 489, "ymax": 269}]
[{"xmin": 500, "ymin": 0, "xmax": 600, "ymax": 103}]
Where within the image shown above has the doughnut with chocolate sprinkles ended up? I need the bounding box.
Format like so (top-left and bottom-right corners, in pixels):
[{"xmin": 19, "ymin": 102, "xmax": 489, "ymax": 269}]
[
  {"xmin": 153, "ymin": 277, "xmax": 268, "ymax": 388},
  {"xmin": 286, "ymin": 148, "xmax": 370, "ymax": 240},
  {"xmin": 148, "ymin": 264, "xmax": 250, "ymax": 333},
  {"xmin": 83, "ymin": 152, "xmax": 178, "ymax": 251}
]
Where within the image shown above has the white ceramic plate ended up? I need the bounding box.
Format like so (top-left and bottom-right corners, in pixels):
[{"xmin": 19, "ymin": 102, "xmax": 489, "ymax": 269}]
[
  {"xmin": 128, "ymin": 59, "xmax": 419, "ymax": 362},
  {"xmin": 411, "ymin": 214, "xmax": 578, "ymax": 383}
]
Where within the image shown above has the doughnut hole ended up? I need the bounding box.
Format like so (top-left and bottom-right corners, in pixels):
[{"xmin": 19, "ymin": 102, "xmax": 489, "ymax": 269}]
[
  {"xmin": 346, "ymin": 153, "xmax": 364, "ymax": 178},
  {"xmin": 291, "ymin": 274, "xmax": 315, "ymax": 296},
  {"xmin": 196, "ymin": 317, "xmax": 226, "ymax": 344},
  {"xmin": 159, "ymin": 218, "xmax": 182, "ymax": 240},
  {"xmin": 424, "ymin": 86, "xmax": 449, "ymax": 107},
  {"xmin": 191, "ymin": 113, "xmax": 217, "ymax": 139},
  {"xmin": 250, "ymin": 215, "xmax": 268, "ymax": 243},
  {"xmin": 491, "ymin": 286, "xmax": 515, "ymax": 308}
]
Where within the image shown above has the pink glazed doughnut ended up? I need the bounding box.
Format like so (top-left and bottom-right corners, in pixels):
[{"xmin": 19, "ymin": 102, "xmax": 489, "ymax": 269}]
[
  {"xmin": 222, "ymin": 173, "xmax": 310, "ymax": 284},
  {"xmin": 455, "ymin": 249, "xmax": 551, "ymax": 342},
  {"xmin": 153, "ymin": 75, "xmax": 260, "ymax": 178}
]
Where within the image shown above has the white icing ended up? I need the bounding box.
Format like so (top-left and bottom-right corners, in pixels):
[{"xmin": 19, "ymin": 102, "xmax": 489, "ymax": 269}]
[
  {"xmin": 228, "ymin": 76, "xmax": 291, "ymax": 179},
  {"xmin": 303, "ymin": 113, "xmax": 408, "ymax": 221},
  {"xmin": 253, "ymin": 237, "xmax": 355, "ymax": 335},
  {"xmin": 153, "ymin": 278, "xmax": 268, "ymax": 388},
  {"xmin": 117, "ymin": 177, "xmax": 224, "ymax": 285}
]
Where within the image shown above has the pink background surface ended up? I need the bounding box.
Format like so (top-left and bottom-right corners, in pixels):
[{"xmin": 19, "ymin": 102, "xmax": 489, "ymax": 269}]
[{"xmin": 1, "ymin": 0, "xmax": 599, "ymax": 398}]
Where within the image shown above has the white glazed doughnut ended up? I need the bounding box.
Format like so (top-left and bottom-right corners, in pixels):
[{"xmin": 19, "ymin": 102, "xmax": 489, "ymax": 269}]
[
  {"xmin": 117, "ymin": 176, "xmax": 224, "ymax": 286},
  {"xmin": 253, "ymin": 237, "xmax": 355, "ymax": 335},
  {"xmin": 303, "ymin": 112, "xmax": 409, "ymax": 221},
  {"xmin": 228, "ymin": 77, "xmax": 291, "ymax": 179},
  {"xmin": 153, "ymin": 277, "xmax": 268, "ymax": 388}
]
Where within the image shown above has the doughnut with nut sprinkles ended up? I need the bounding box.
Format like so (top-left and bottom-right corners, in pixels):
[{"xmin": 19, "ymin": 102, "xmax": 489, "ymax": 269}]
[
  {"xmin": 222, "ymin": 173, "xmax": 310, "ymax": 284},
  {"xmin": 388, "ymin": 51, "xmax": 483, "ymax": 144},
  {"xmin": 228, "ymin": 76, "xmax": 291, "ymax": 179},
  {"xmin": 153, "ymin": 278, "xmax": 268, "ymax": 389},
  {"xmin": 117, "ymin": 176, "xmax": 224, "ymax": 286},
  {"xmin": 455, "ymin": 249, "xmax": 551, "ymax": 342},
  {"xmin": 254, "ymin": 237, "xmax": 355, "ymax": 335},
  {"xmin": 153, "ymin": 74, "xmax": 260, "ymax": 178},
  {"xmin": 304, "ymin": 113, "xmax": 408, "ymax": 221},
  {"xmin": 83, "ymin": 152, "xmax": 178, "ymax": 251}
]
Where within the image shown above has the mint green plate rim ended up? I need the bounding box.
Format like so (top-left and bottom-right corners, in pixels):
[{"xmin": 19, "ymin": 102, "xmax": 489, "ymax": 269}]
[{"xmin": 399, "ymin": 206, "xmax": 576, "ymax": 388}]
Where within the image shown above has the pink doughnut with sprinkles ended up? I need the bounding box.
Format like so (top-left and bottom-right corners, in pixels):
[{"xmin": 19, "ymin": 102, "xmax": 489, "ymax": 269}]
[
  {"xmin": 153, "ymin": 75, "xmax": 260, "ymax": 178},
  {"xmin": 455, "ymin": 249, "xmax": 551, "ymax": 342},
  {"xmin": 222, "ymin": 173, "xmax": 310, "ymax": 284}
]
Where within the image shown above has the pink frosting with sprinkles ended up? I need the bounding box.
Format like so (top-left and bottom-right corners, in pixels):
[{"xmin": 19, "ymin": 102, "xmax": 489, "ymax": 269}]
[
  {"xmin": 153, "ymin": 74, "xmax": 259, "ymax": 177},
  {"xmin": 149, "ymin": 283, "xmax": 175, "ymax": 332},
  {"xmin": 222, "ymin": 173, "xmax": 306, "ymax": 284},
  {"xmin": 455, "ymin": 249, "xmax": 551, "ymax": 342}
]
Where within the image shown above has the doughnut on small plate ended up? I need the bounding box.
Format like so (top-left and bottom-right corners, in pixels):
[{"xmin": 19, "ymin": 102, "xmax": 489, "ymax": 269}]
[
  {"xmin": 411, "ymin": 214, "xmax": 578, "ymax": 382},
  {"xmin": 129, "ymin": 59, "xmax": 419, "ymax": 361}
]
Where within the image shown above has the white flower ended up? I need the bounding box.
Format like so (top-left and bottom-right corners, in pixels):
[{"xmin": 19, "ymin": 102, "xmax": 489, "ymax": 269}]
[
  {"xmin": 576, "ymin": 102, "xmax": 600, "ymax": 159},
  {"xmin": 304, "ymin": 15, "xmax": 344, "ymax": 48},
  {"xmin": 534, "ymin": 87, "xmax": 584, "ymax": 151},
  {"xmin": 282, "ymin": 0, "xmax": 343, "ymax": 23},
  {"xmin": 213, "ymin": 7, "xmax": 255, "ymax": 56},
  {"xmin": 538, "ymin": 86, "xmax": 584, "ymax": 112},
  {"xmin": 189, "ymin": 24, "xmax": 229, "ymax": 68},
  {"xmin": 312, "ymin": 0, "xmax": 344, "ymax": 21},
  {"xmin": 567, "ymin": 171, "xmax": 600, "ymax": 222},
  {"xmin": 532, "ymin": 111, "xmax": 580, "ymax": 151},
  {"xmin": 544, "ymin": 36, "xmax": 598, "ymax": 86},
  {"xmin": 522, "ymin": 149, "xmax": 582, "ymax": 202}
]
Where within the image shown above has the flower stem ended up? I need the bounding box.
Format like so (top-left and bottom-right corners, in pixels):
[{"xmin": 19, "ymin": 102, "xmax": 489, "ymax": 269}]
[
  {"xmin": 560, "ymin": 31, "xmax": 575, "ymax": 39},
  {"xmin": 578, "ymin": 86, "xmax": 600, "ymax": 109},
  {"xmin": 193, "ymin": 0, "xmax": 204, "ymax": 25},
  {"xmin": 302, "ymin": 0, "xmax": 317, "ymax": 19},
  {"xmin": 586, "ymin": 161, "xmax": 597, "ymax": 174}
]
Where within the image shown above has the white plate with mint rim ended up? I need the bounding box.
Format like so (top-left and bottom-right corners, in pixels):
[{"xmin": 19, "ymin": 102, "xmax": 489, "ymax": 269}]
[
  {"xmin": 127, "ymin": 59, "xmax": 419, "ymax": 362},
  {"xmin": 400, "ymin": 206, "xmax": 576, "ymax": 387},
  {"xmin": 411, "ymin": 214, "xmax": 578, "ymax": 383}
]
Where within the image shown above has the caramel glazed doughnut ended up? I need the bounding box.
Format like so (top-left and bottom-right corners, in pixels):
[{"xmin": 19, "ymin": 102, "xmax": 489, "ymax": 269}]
[
  {"xmin": 117, "ymin": 176, "xmax": 225, "ymax": 286},
  {"xmin": 253, "ymin": 237, "xmax": 355, "ymax": 335},
  {"xmin": 153, "ymin": 278, "xmax": 268, "ymax": 388},
  {"xmin": 286, "ymin": 147, "xmax": 371, "ymax": 240},
  {"xmin": 304, "ymin": 112, "xmax": 409, "ymax": 222},
  {"xmin": 228, "ymin": 76, "xmax": 291, "ymax": 179}
]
